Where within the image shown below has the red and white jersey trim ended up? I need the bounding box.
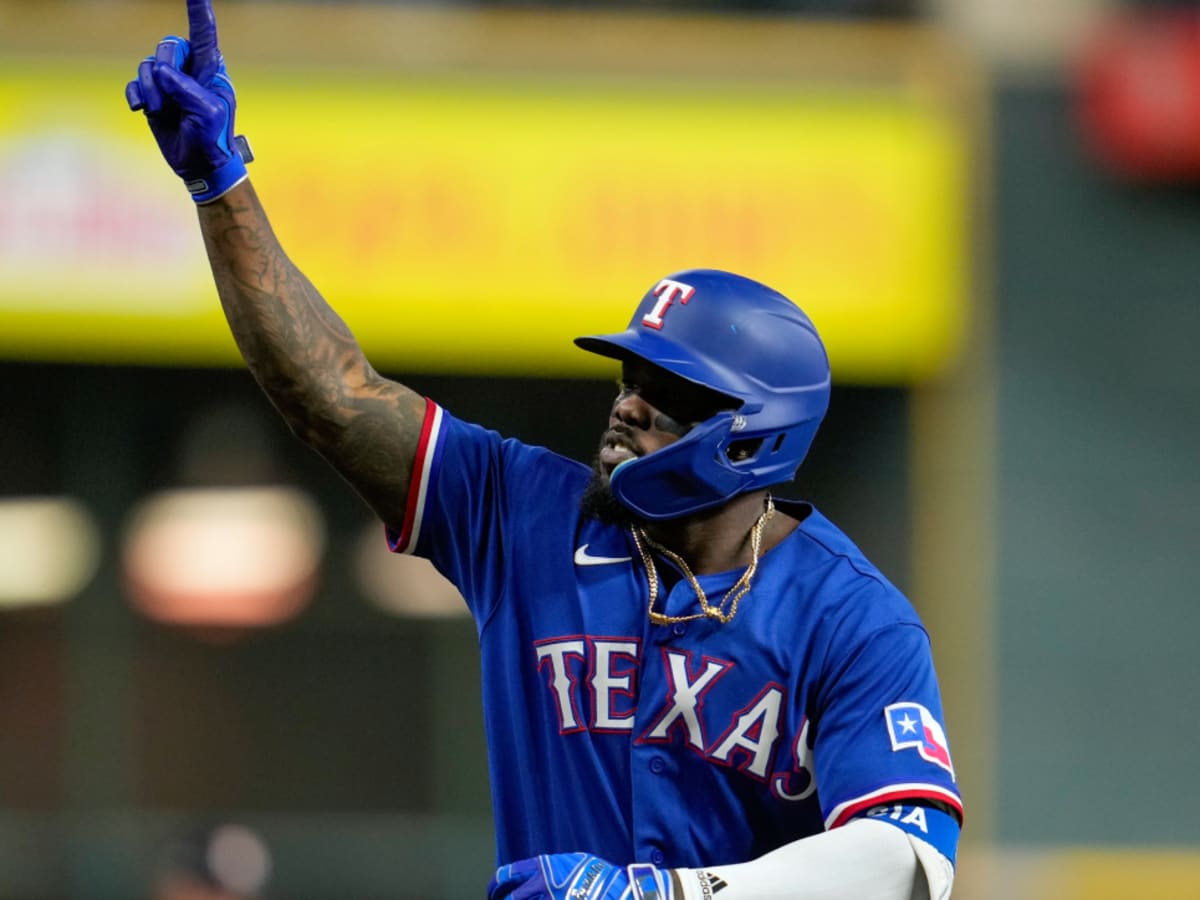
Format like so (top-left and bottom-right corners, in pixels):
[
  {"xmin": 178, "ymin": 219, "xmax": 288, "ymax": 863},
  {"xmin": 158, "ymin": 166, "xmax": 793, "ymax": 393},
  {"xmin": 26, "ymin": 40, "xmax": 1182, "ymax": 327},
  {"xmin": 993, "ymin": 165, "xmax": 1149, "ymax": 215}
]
[
  {"xmin": 390, "ymin": 398, "xmax": 444, "ymax": 555},
  {"xmin": 825, "ymin": 783, "xmax": 964, "ymax": 830}
]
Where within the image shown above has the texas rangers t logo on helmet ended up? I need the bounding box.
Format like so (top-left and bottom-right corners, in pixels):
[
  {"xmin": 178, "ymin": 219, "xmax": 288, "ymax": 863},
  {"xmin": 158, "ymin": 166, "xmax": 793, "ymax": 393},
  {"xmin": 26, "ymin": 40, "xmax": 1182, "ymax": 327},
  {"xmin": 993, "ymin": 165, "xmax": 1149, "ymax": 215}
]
[
  {"xmin": 885, "ymin": 702, "xmax": 955, "ymax": 780},
  {"xmin": 641, "ymin": 279, "xmax": 696, "ymax": 330}
]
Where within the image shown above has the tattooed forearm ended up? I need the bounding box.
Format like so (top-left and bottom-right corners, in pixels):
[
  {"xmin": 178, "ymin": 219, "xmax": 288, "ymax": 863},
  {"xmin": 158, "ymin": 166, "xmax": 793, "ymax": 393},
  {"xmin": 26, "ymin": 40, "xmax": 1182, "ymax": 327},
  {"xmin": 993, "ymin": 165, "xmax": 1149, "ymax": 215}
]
[{"xmin": 195, "ymin": 182, "xmax": 424, "ymax": 527}]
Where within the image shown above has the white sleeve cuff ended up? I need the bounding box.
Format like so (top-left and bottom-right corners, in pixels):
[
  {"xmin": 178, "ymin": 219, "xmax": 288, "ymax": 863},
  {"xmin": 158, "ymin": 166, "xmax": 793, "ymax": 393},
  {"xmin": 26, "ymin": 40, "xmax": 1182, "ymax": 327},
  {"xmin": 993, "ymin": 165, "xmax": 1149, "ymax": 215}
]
[{"xmin": 672, "ymin": 817, "xmax": 952, "ymax": 900}]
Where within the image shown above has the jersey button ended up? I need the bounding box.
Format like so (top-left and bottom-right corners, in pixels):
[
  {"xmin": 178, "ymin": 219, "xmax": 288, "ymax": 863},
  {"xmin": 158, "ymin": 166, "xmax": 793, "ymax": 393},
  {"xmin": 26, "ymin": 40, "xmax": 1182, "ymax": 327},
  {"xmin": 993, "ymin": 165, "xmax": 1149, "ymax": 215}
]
[
  {"xmin": 671, "ymin": 622, "xmax": 687, "ymax": 637},
  {"xmin": 651, "ymin": 850, "xmax": 666, "ymax": 866},
  {"xmin": 649, "ymin": 756, "xmax": 666, "ymax": 774}
]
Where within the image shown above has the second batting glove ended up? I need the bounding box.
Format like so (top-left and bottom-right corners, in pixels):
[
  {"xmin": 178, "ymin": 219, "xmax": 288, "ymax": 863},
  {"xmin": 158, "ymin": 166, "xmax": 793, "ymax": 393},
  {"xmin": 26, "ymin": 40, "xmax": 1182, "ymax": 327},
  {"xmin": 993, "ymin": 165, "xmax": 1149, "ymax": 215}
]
[{"xmin": 488, "ymin": 853, "xmax": 675, "ymax": 900}]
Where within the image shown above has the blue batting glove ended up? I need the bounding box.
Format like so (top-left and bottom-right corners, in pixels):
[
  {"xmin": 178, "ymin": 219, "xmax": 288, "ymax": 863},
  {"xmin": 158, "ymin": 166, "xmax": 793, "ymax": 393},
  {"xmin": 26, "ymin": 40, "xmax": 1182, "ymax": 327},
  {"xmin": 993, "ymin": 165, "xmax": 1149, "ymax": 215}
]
[
  {"xmin": 125, "ymin": 0, "xmax": 252, "ymax": 203},
  {"xmin": 488, "ymin": 853, "xmax": 674, "ymax": 900}
]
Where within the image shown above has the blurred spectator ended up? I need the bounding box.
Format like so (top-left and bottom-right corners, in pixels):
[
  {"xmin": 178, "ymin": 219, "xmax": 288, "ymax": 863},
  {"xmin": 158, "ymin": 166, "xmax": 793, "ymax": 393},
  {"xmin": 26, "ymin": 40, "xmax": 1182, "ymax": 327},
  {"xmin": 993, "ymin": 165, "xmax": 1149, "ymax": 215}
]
[{"xmin": 152, "ymin": 824, "xmax": 273, "ymax": 900}]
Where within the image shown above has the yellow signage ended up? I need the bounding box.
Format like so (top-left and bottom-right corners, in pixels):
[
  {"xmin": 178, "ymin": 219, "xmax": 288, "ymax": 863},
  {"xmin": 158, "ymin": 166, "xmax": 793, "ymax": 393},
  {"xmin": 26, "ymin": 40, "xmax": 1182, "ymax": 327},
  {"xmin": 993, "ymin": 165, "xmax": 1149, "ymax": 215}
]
[{"xmin": 0, "ymin": 54, "xmax": 970, "ymax": 382}]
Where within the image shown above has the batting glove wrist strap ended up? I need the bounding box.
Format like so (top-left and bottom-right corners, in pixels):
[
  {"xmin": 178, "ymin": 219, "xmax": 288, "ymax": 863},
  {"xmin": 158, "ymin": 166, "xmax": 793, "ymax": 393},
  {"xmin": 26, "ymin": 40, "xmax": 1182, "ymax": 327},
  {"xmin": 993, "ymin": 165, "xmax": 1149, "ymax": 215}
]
[
  {"xmin": 182, "ymin": 134, "xmax": 252, "ymax": 204},
  {"xmin": 627, "ymin": 863, "xmax": 674, "ymax": 899}
]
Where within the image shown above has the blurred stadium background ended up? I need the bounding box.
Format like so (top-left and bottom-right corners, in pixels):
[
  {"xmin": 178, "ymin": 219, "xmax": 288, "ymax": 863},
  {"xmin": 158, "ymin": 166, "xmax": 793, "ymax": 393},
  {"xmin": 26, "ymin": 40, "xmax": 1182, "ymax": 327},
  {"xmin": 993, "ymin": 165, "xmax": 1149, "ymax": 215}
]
[{"xmin": 1, "ymin": 0, "xmax": 1198, "ymax": 896}]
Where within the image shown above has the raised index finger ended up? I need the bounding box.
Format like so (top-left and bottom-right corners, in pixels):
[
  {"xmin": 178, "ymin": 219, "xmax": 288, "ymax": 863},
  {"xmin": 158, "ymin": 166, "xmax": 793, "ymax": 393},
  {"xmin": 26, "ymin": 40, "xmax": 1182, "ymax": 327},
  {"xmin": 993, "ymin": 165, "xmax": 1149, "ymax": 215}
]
[{"xmin": 186, "ymin": 0, "xmax": 221, "ymax": 84}]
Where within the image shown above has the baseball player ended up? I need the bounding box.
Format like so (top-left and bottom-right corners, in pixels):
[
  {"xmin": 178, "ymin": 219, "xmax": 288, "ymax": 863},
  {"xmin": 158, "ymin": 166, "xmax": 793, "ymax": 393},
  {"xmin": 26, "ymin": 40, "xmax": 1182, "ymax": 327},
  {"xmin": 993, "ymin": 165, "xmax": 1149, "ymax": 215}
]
[{"xmin": 128, "ymin": 3, "xmax": 964, "ymax": 898}]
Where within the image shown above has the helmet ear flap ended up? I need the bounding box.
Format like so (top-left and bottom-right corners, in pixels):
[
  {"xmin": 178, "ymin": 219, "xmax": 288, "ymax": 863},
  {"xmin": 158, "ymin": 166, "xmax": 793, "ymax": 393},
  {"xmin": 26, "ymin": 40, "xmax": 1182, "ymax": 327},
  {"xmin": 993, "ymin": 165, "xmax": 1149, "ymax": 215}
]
[{"xmin": 609, "ymin": 414, "xmax": 749, "ymax": 520}]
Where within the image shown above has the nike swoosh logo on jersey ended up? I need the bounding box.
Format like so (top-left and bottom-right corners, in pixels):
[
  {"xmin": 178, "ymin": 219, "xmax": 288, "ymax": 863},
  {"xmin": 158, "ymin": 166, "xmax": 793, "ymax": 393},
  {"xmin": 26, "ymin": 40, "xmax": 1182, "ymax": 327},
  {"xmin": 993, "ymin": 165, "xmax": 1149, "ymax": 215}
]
[{"xmin": 574, "ymin": 544, "xmax": 633, "ymax": 566}]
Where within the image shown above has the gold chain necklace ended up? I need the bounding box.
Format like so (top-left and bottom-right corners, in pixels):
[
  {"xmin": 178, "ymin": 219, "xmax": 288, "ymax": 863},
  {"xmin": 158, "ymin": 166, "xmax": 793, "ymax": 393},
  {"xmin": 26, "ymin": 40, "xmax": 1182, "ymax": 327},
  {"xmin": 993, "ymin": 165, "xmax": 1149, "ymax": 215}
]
[{"xmin": 631, "ymin": 495, "xmax": 775, "ymax": 626}]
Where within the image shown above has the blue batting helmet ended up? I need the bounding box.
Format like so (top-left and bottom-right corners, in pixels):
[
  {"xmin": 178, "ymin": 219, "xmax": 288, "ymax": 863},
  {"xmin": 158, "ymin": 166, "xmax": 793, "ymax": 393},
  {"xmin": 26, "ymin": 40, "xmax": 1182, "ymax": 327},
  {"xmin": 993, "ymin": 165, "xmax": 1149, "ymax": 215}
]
[{"xmin": 574, "ymin": 269, "xmax": 832, "ymax": 520}]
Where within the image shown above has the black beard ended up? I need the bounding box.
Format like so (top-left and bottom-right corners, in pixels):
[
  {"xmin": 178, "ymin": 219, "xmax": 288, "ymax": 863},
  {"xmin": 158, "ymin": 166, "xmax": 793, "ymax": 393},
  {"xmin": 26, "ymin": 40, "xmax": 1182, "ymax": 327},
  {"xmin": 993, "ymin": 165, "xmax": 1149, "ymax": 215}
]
[{"xmin": 580, "ymin": 457, "xmax": 640, "ymax": 528}]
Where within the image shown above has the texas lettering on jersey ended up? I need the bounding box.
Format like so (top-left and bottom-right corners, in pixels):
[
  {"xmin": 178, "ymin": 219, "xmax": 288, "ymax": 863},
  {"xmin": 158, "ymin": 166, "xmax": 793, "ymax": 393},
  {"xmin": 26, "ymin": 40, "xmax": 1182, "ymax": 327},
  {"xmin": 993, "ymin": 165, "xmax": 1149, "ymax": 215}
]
[{"xmin": 534, "ymin": 636, "xmax": 815, "ymax": 798}]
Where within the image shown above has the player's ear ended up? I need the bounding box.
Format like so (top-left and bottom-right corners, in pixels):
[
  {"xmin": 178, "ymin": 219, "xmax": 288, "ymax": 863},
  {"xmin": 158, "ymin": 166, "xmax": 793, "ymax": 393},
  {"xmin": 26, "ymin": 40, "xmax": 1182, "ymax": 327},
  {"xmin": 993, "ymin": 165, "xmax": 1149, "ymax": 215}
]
[{"xmin": 726, "ymin": 438, "xmax": 764, "ymax": 462}]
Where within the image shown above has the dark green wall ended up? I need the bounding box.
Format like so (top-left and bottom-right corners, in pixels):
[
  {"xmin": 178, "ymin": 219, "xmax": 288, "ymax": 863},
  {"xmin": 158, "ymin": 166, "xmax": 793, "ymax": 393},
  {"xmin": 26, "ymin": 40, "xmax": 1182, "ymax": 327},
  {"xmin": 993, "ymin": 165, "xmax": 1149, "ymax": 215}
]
[{"xmin": 994, "ymin": 82, "xmax": 1200, "ymax": 843}]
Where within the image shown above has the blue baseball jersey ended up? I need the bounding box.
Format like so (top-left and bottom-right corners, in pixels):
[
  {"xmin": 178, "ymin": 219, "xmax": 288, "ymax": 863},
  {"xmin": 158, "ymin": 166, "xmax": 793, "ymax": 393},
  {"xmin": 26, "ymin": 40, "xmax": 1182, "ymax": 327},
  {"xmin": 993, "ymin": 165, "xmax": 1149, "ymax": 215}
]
[{"xmin": 389, "ymin": 400, "xmax": 962, "ymax": 869}]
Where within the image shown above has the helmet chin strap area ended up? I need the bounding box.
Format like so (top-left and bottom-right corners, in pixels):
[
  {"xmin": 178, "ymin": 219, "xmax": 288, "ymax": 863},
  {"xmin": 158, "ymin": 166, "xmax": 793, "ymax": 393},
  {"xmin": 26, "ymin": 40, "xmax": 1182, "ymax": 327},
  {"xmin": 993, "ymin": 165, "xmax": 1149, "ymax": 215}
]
[{"xmin": 609, "ymin": 414, "xmax": 751, "ymax": 520}]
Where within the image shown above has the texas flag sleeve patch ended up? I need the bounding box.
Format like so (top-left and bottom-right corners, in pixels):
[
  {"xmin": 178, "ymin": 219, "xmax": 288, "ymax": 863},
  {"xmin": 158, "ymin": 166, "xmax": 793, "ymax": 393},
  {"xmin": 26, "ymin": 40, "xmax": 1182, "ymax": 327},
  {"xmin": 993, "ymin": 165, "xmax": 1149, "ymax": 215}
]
[{"xmin": 885, "ymin": 702, "xmax": 955, "ymax": 780}]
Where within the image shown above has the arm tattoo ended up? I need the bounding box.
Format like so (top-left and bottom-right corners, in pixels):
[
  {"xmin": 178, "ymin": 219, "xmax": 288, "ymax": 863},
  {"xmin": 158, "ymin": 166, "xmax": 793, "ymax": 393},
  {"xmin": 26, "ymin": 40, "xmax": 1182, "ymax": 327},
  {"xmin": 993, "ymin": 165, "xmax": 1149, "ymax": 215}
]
[{"xmin": 196, "ymin": 185, "xmax": 424, "ymax": 528}]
